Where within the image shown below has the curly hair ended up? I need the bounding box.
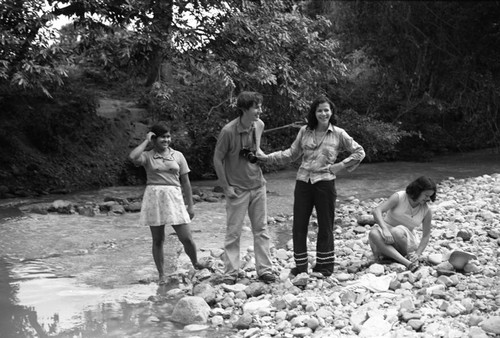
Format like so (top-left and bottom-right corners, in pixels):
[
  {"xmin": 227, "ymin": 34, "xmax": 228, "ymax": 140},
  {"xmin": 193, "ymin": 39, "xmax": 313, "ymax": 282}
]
[
  {"xmin": 406, "ymin": 176, "xmax": 437, "ymax": 202},
  {"xmin": 306, "ymin": 95, "xmax": 338, "ymax": 130}
]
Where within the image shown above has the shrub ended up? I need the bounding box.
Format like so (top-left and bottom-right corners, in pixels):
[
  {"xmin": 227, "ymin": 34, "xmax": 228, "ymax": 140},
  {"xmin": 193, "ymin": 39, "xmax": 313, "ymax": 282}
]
[{"xmin": 337, "ymin": 109, "xmax": 412, "ymax": 162}]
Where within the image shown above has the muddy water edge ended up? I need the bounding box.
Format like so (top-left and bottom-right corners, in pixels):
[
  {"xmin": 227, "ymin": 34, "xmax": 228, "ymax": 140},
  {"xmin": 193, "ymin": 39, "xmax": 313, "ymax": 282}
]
[{"xmin": 0, "ymin": 148, "xmax": 499, "ymax": 337}]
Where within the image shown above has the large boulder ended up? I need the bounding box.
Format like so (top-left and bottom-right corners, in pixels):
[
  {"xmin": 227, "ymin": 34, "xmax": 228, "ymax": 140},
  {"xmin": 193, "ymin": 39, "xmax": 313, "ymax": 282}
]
[
  {"xmin": 481, "ymin": 316, "xmax": 500, "ymax": 335},
  {"xmin": 171, "ymin": 296, "xmax": 210, "ymax": 325}
]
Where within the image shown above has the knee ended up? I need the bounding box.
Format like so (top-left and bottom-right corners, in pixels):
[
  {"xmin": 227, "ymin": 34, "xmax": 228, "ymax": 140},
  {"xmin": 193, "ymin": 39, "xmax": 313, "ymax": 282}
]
[
  {"xmin": 253, "ymin": 223, "xmax": 269, "ymax": 235},
  {"xmin": 178, "ymin": 234, "xmax": 195, "ymax": 247},
  {"xmin": 392, "ymin": 227, "xmax": 407, "ymax": 241},
  {"xmin": 225, "ymin": 224, "xmax": 243, "ymax": 238},
  {"xmin": 368, "ymin": 228, "xmax": 381, "ymax": 242},
  {"xmin": 316, "ymin": 223, "xmax": 333, "ymax": 236},
  {"xmin": 292, "ymin": 222, "xmax": 309, "ymax": 234}
]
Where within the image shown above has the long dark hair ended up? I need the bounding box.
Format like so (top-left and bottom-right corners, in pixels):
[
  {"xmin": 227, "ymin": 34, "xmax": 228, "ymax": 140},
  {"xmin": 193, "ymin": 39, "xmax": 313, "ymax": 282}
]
[
  {"xmin": 306, "ymin": 95, "xmax": 337, "ymax": 130},
  {"xmin": 406, "ymin": 176, "xmax": 437, "ymax": 202}
]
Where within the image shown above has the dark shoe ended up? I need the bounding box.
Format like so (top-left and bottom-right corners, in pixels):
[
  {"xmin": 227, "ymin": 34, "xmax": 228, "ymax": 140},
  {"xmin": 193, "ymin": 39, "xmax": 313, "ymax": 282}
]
[
  {"xmin": 259, "ymin": 273, "xmax": 277, "ymax": 284},
  {"xmin": 221, "ymin": 275, "xmax": 237, "ymax": 285},
  {"xmin": 290, "ymin": 267, "xmax": 307, "ymax": 277},
  {"xmin": 407, "ymin": 261, "xmax": 420, "ymax": 273}
]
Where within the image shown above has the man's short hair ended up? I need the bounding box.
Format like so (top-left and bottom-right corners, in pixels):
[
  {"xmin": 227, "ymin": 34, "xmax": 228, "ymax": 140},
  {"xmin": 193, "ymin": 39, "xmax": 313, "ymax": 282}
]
[{"xmin": 236, "ymin": 91, "xmax": 263, "ymax": 114}]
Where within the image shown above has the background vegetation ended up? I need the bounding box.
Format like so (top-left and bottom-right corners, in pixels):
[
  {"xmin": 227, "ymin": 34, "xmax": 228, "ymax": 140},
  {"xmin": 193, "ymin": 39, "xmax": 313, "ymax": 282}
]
[{"xmin": 1, "ymin": 0, "xmax": 499, "ymax": 196}]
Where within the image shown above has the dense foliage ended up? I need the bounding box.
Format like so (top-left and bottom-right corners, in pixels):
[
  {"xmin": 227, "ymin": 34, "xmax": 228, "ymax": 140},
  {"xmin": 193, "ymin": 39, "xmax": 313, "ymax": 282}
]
[
  {"xmin": 0, "ymin": 0, "xmax": 69, "ymax": 96},
  {"xmin": 0, "ymin": 85, "xmax": 131, "ymax": 195},
  {"xmin": 318, "ymin": 1, "xmax": 500, "ymax": 156},
  {"xmin": 0, "ymin": 0, "xmax": 498, "ymax": 190}
]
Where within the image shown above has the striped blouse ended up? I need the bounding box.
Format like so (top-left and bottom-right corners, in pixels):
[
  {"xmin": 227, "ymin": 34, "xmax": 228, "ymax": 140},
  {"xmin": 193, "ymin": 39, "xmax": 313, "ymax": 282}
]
[{"xmin": 267, "ymin": 124, "xmax": 365, "ymax": 184}]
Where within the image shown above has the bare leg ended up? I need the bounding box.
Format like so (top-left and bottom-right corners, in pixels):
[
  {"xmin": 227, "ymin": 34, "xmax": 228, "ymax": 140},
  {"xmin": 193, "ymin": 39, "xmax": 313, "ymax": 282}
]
[
  {"xmin": 172, "ymin": 223, "xmax": 199, "ymax": 268},
  {"xmin": 391, "ymin": 227, "xmax": 410, "ymax": 257},
  {"xmin": 150, "ymin": 225, "xmax": 165, "ymax": 282},
  {"xmin": 368, "ymin": 228, "xmax": 412, "ymax": 267}
]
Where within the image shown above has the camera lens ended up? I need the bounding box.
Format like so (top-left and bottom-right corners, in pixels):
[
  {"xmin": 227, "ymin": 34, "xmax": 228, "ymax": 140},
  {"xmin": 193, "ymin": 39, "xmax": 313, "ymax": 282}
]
[
  {"xmin": 240, "ymin": 149, "xmax": 258, "ymax": 163},
  {"xmin": 247, "ymin": 153, "xmax": 257, "ymax": 163}
]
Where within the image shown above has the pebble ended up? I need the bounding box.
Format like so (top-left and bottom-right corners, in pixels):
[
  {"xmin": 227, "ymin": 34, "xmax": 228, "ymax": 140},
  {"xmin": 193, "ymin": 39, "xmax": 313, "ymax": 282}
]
[{"xmin": 428, "ymin": 253, "xmax": 443, "ymax": 265}]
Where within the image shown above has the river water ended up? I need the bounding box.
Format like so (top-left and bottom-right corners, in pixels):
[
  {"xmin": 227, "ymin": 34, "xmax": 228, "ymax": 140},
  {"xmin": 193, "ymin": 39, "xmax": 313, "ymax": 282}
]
[{"xmin": 0, "ymin": 148, "xmax": 498, "ymax": 338}]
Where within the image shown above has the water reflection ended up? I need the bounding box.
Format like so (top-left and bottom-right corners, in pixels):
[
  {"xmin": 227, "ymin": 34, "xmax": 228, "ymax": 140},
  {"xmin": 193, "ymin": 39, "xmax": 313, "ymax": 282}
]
[
  {"xmin": 0, "ymin": 257, "xmax": 47, "ymax": 338},
  {"xmin": 0, "ymin": 205, "xmax": 232, "ymax": 338},
  {"xmin": 0, "ymin": 256, "xmax": 234, "ymax": 337}
]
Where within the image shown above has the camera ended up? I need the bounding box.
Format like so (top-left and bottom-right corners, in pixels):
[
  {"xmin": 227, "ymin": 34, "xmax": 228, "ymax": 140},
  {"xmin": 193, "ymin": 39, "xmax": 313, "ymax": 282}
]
[{"xmin": 240, "ymin": 148, "xmax": 258, "ymax": 163}]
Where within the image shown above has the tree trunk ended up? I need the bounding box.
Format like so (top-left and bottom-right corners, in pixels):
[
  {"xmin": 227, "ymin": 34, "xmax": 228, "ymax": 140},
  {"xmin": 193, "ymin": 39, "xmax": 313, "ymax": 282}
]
[
  {"xmin": 144, "ymin": 0, "xmax": 174, "ymax": 87},
  {"xmin": 145, "ymin": 46, "xmax": 163, "ymax": 87}
]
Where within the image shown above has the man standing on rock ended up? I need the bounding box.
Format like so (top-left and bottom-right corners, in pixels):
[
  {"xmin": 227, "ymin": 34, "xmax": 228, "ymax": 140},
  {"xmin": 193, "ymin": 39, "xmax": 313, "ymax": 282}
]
[{"xmin": 213, "ymin": 91, "xmax": 276, "ymax": 284}]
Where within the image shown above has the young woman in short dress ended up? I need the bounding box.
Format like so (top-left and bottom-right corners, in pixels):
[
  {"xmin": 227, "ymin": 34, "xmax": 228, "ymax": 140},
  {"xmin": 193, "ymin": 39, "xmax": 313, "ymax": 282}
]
[{"xmin": 129, "ymin": 122, "xmax": 204, "ymax": 283}]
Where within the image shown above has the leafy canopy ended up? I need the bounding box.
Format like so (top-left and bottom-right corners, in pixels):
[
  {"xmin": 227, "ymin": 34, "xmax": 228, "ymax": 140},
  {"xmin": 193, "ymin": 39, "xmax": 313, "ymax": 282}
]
[{"xmin": 0, "ymin": 0, "xmax": 69, "ymax": 96}]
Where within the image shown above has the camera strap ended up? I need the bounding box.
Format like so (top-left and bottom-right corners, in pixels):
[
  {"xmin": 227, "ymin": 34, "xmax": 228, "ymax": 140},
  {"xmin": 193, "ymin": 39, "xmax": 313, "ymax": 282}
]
[{"xmin": 239, "ymin": 124, "xmax": 256, "ymax": 150}]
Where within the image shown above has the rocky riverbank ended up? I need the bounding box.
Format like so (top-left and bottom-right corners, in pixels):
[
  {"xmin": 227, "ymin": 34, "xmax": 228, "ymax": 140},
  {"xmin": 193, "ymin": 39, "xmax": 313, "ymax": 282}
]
[
  {"xmin": 5, "ymin": 173, "xmax": 500, "ymax": 337},
  {"xmin": 150, "ymin": 174, "xmax": 500, "ymax": 338}
]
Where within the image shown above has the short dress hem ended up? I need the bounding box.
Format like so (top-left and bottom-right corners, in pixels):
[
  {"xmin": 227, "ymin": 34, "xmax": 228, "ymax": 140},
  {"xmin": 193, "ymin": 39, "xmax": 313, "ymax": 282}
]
[
  {"xmin": 139, "ymin": 185, "xmax": 191, "ymax": 227},
  {"xmin": 372, "ymin": 224, "xmax": 419, "ymax": 253}
]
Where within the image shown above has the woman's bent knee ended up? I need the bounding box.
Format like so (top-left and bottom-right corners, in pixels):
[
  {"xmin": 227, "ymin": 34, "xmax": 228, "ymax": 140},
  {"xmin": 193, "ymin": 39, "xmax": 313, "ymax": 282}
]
[
  {"xmin": 391, "ymin": 227, "xmax": 407, "ymax": 241},
  {"xmin": 369, "ymin": 228, "xmax": 382, "ymax": 242}
]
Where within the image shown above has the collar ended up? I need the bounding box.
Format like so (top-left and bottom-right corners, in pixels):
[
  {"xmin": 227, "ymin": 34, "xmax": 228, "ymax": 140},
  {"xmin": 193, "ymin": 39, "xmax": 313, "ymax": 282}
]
[
  {"xmin": 236, "ymin": 118, "xmax": 255, "ymax": 134},
  {"xmin": 307, "ymin": 123, "xmax": 334, "ymax": 133},
  {"xmin": 153, "ymin": 148, "xmax": 174, "ymax": 160}
]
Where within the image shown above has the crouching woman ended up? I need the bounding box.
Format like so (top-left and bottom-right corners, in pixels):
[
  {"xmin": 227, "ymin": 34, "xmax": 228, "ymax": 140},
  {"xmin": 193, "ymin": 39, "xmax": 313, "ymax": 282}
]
[{"xmin": 368, "ymin": 176, "xmax": 437, "ymax": 272}]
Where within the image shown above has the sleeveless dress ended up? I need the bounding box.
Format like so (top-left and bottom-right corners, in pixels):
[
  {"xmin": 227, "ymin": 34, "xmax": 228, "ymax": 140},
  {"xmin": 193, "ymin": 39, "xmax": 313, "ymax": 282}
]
[{"xmin": 376, "ymin": 191, "xmax": 428, "ymax": 252}]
